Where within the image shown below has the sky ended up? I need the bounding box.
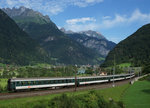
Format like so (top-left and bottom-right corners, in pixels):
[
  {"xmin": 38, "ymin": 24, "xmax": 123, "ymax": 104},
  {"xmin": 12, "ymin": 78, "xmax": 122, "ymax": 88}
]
[{"xmin": 0, "ymin": 0, "xmax": 150, "ymax": 43}]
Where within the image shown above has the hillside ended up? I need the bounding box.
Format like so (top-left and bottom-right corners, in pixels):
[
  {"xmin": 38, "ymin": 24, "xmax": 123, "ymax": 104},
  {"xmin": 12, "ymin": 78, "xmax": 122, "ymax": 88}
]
[
  {"xmin": 101, "ymin": 24, "xmax": 150, "ymax": 67},
  {"xmin": 3, "ymin": 7, "xmax": 101, "ymax": 65},
  {"xmin": 0, "ymin": 9, "xmax": 49, "ymax": 65},
  {"xmin": 66, "ymin": 31, "xmax": 116, "ymax": 57}
]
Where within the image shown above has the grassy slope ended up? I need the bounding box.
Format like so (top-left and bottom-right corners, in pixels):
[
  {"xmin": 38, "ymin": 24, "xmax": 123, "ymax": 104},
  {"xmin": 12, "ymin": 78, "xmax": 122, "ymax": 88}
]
[
  {"xmin": 1, "ymin": 79, "xmax": 150, "ymax": 108},
  {"xmin": 118, "ymin": 63, "xmax": 131, "ymax": 67},
  {"xmin": 0, "ymin": 84, "xmax": 130, "ymax": 108},
  {"xmin": 122, "ymin": 80, "xmax": 150, "ymax": 108}
]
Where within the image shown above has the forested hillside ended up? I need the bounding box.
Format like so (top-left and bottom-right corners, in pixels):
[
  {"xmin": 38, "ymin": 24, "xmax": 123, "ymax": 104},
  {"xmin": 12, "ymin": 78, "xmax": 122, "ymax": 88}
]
[
  {"xmin": 0, "ymin": 9, "xmax": 49, "ymax": 65},
  {"xmin": 102, "ymin": 24, "xmax": 150, "ymax": 67}
]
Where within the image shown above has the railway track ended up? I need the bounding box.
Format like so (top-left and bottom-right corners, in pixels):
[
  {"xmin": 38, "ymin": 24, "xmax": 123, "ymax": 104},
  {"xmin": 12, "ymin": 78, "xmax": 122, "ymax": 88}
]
[{"xmin": 0, "ymin": 78, "xmax": 133, "ymax": 100}]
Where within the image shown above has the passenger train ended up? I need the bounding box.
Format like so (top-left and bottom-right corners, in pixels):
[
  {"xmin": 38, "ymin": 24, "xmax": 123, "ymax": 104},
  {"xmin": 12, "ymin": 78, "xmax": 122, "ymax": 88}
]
[{"xmin": 8, "ymin": 73, "xmax": 135, "ymax": 91}]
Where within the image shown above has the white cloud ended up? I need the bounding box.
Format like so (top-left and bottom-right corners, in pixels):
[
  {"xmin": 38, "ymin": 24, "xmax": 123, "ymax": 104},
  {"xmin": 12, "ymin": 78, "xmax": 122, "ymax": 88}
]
[
  {"xmin": 101, "ymin": 14, "xmax": 126, "ymax": 28},
  {"xmin": 64, "ymin": 9, "xmax": 150, "ymax": 32},
  {"xmin": 65, "ymin": 23, "xmax": 99, "ymax": 32},
  {"xmin": 102, "ymin": 16, "xmax": 111, "ymax": 20},
  {"xmin": 65, "ymin": 17, "xmax": 98, "ymax": 32},
  {"xmin": 74, "ymin": 0, "xmax": 103, "ymax": 7},
  {"xmin": 0, "ymin": 0, "xmax": 104, "ymax": 15},
  {"xmin": 66, "ymin": 17, "xmax": 96, "ymax": 24},
  {"xmin": 129, "ymin": 9, "xmax": 150, "ymax": 23},
  {"xmin": 101, "ymin": 9, "xmax": 150, "ymax": 28},
  {"xmin": 85, "ymin": 0, "xmax": 103, "ymax": 3}
]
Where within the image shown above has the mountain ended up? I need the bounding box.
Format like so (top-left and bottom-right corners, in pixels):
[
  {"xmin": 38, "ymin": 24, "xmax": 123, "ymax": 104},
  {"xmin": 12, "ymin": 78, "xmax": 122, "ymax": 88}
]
[
  {"xmin": 61, "ymin": 28, "xmax": 116, "ymax": 57},
  {"xmin": 3, "ymin": 7, "xmax": 101, "ymax": 65},
  {"xmin": 101, "ymin": 23, "xmax": 150, "ymax": 67},
  {"xmin": 79, "ymin": 30, "xmax": 106, "ymax": 40},
  {"xmin": 3, "ymin": 6, "xmax": 50, "ymax": 24},
  {"xmin": 0, "ymin": 9, "xmax": 49, "ymax": 65}
]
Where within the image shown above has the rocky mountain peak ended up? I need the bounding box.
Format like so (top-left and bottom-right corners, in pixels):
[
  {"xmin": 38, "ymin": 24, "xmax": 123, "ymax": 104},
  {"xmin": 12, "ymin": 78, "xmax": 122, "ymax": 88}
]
[
  {"xmin": 60, "ymin": 27, "xmax": 74, "ymax": 34},
  {"xmin": 79, "ymin": 30, "xmax": 106, "ymax": 40},
  {"xmin": 2, "ymin": 6, "xmax": 51, "ymax": 24}
]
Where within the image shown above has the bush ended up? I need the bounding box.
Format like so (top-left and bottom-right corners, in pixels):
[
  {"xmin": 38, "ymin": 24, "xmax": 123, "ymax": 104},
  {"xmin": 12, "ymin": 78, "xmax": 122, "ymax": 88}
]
[
  {"xmin": 0, "ymin": 85, "xmax": 3, "ymax": 92},
  {"xmin": 48, "ymin": 91, "xmax": 124, "ymax": 108},
  {"xmin": 49, "ymin": 94, "xmax": 78, "ymax": 108},
  {"xmin": 142, "ymin": 64, "xmax": 150, "ymax": 74}
]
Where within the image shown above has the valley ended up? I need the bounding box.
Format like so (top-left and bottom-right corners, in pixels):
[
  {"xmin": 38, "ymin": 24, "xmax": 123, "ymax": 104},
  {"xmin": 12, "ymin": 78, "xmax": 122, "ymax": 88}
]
[{"xmin": 0, "ymin": 1, "xmax": 150, "ymax": 107}]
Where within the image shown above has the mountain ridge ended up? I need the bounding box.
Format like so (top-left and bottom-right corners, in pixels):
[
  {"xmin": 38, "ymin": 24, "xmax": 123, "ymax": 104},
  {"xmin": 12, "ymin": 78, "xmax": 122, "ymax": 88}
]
[
  {"xmin": 0, "ymin": 9, "xmax": 50, "ymax": 65},
  {"xmin": 60, "ymin": 28, "xmax": 116, "ymax": 57},
  {"xmin": 101, "ymin": 23, "xmax": 150, "ymax": 67},
  {"xmin": 3, "ymin": 7, "xmax": 102, "ymax": 65}
]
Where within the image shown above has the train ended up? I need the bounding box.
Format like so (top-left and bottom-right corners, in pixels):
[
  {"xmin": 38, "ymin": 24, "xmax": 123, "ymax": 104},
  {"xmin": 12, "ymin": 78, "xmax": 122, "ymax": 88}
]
[{"xmin": 8, "ymin": 73, "xmax": 135, "ymax": 91}]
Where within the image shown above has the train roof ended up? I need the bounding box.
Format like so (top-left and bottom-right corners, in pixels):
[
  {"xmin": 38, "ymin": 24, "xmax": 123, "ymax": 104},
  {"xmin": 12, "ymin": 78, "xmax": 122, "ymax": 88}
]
[{"xmin": 10, "ymin": 73, "xmax": 133, "ymax": 82}]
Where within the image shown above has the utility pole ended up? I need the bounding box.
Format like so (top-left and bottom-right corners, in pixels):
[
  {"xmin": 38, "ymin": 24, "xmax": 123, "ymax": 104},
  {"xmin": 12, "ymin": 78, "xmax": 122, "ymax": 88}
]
[
  {"xmin": 113, "ymin": 54, "xmax": 115, "ymax": 87},
  {"xmin": 75, "ymin": 65, "xmax": 77, "ymax": 91},
  {"xmin": 129, "ymin": 67, "xmax": 131, "ymax": 80}
]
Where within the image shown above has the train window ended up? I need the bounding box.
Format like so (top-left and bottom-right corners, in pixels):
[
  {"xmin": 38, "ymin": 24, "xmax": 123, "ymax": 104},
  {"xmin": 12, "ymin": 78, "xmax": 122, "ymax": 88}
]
[
  {"xmin": 61, "ymin": 80, "xmax": 64, "ymax": 83},
  {"xmin": 49, "ymin": 80, "xmax": 52, "ymax": 84},
  {"xmin": 16, "ymin": 82, "xmax": 20, "ymax": 86},
  {"xmin": 38, "ymin": 81, "xmax": 42, "ymax": 85},
  {"xmin": 43, "ymin": 81, "xmax": 46, "ymax": 84},
  {"xmin": 32, "ymin": 81, "xmax": 34, "ymax": 85},
  {"xmin": 28, "ymin": 81, "xmax": 31, "ymax": 85},
  {"xmin": 63, "ymin": 80, "xmax": 65, "ymax": 83},
  {"xmin": 60, "ymin": 80, "xmax": 63, "ymax": 83},
  {"xmin": 58, "ymin": 80, "xmax": 60, "ymax": 83},
  {"xmin": 22, "ymin": 81, "xmax": 25, "ymax": 85},
  {"xmin": 60, "ymin": 80, "xmax": 62, "ymax": 83},
  {"xmin": 47, "ymin": 81, "xmax": 50, "ymax": 84}
]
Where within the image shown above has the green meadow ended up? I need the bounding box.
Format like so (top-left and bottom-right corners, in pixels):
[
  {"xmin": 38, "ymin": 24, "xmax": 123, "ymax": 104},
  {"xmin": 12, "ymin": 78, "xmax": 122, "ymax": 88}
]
[
  {"xmin": 122, "ymin": 80, "xmax": 150, "ymax": 108},
  {"xmin": 0, "ymin": 84, "xmax": 129, "ymax": 108}
]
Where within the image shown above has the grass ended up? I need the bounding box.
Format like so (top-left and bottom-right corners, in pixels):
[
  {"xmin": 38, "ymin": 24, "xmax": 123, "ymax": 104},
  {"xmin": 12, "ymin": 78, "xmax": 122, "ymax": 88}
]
[
  {"xmin": 118, "ymin": 63, "xmax": 131, "ymax": 67},
  {"xmin": 0, "ymin": 83, "xmax": 130, "ymax": 108},
  {"xmin": 1, "ymin": 79, "xmax": 149, "ymax": 108},
  {"xmin": 122, "ymin": 80, "xmax": 150, "ymax": 108},
  {"xmin": 97, "ymin": 84, "xmax": 130, "ymax": 102}
]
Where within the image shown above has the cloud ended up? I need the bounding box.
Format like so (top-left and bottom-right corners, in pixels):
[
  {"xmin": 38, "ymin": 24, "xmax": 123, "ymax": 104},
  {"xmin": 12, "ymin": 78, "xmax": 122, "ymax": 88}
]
[
  {"xmin": 74, "ymin": 0, "xmax": 103, "ymax": 7},
  {"xmin": 101, "ymin": 9, "xmax": 150, "ymax": 28},
  {"xmin": 102, "ymin": 16, "xmax": 111, "ymax": 20},
  {"xmin": 64, "ymin": 9, "xmax": 150, "ymax": 32},
  {"xmin": 65, "ymin": 17, "xmax": 98, "ymax": 32},
  {"xmin": 85, "ymin": 0, "xmax": 103, "ymax": 3},
  {"xmin": 101, "ymin": 14, "xmax": 126, "ymax": 28},
  {"xmin": 129, "ymin": 9, "xmax": 150, "ymax": 23},
  {"xmin": 66, "ymin": 17, "xmax": 96, "ymax": 24},
  {"xmin": 65, "ymin": 23, "xmax": 99, "ymax": 32},
  {"xmin": 0, "ymin": 0, "xmax": 104, "ymax": 15}
]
